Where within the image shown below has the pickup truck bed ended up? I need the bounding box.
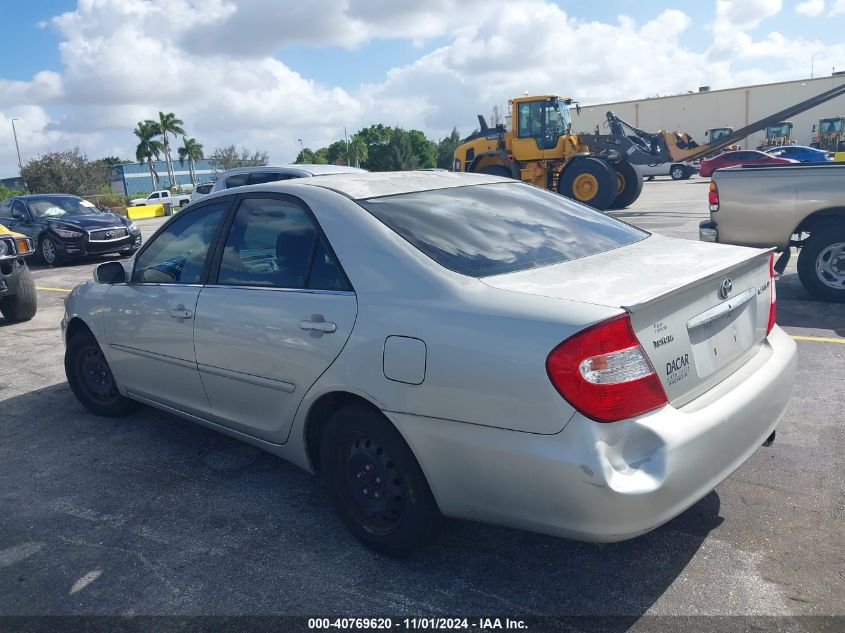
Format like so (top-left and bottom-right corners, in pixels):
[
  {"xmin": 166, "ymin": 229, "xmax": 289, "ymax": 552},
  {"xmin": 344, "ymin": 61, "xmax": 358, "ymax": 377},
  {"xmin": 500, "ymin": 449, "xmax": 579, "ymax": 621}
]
[{"xmin": 700, "ymin": 163, "xmax": 845, "ymax": 302}]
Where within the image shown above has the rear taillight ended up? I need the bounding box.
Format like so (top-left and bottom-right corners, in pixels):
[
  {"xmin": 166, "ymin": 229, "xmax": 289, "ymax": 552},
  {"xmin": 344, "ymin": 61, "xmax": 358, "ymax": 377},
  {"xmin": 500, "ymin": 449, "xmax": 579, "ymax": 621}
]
[
  {"xmin": 709, "ymin": 181, "xmax": 719, "ymax": 211},
  {"xmin": 546, "ymin": 314, "xmax": 668, "ymax": 423},
  {"xmin": 767, "ymin": 254, "xmax": 777, "ymax": 335}
]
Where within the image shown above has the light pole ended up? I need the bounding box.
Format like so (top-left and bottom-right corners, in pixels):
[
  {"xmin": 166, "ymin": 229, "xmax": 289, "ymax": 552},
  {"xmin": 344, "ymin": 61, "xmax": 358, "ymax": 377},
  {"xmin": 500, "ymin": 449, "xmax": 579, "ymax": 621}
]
[
  {"xmin": 298, "ymin": 138, "xmax": 304, "ymax": 153},
  {"xmin": 11, "ymin": 118, "xmax": 23, "ymax": 176}
]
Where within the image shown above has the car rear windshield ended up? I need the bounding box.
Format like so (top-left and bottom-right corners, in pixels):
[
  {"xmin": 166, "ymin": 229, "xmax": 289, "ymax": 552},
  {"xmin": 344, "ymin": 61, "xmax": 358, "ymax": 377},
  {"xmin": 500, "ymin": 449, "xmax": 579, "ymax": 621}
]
[{"xmin": 358, "ymin": 182, "xmax": 647, "ymax": 277}]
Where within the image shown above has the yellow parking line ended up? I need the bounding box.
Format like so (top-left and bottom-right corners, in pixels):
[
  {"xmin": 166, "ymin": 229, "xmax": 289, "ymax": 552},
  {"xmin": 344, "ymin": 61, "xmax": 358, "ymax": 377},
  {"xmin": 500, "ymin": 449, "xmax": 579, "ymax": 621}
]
[
  {"xmin": 791, "ymin": 335, "xmax": 845, "ymax": 344},
  {"xmin": 36, "ymin": 286, "xmax": 72, "ymax": 293}
]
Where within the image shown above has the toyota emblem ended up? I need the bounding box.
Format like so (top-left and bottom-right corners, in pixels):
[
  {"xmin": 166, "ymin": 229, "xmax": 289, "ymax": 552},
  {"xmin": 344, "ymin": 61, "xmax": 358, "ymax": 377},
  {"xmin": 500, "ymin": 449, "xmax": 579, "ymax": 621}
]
[{"xmin": 719, "ymin": 277, "xmax": 733, "ymax": 299}]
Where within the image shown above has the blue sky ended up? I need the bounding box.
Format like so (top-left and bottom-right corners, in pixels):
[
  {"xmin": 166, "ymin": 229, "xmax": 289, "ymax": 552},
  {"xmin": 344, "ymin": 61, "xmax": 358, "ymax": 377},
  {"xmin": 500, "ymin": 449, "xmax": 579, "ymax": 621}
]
[{"xmin": 1, "ymin": 0, "xmax": 844, "ymax": 174}]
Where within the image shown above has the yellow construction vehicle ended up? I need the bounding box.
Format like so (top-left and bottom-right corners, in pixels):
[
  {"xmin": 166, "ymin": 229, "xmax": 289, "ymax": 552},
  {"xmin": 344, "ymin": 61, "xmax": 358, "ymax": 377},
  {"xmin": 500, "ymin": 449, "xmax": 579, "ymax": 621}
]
[
  {"xmin": 455, "ymin": 83, "xmax": 845, "ymax": 209},
  {"xmin": 758, "ymin": 121, "xmax": 795, "ymax": 150},
  {"xmin": 811, "ymin": 116, "xmax": 845, "ymax": 152},
  {"xmin": 704, "ymin": 127, "xmax": 741, "ymax": 153},
  {"xmin": 453, "ymin": 95, "xmax": 643, "ymax": 210}
]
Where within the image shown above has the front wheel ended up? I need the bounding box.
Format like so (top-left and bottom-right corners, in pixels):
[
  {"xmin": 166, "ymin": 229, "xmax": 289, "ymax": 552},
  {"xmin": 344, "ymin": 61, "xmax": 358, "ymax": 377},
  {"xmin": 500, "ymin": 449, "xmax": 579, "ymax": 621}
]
[
  {"xmin": 478, "ymin": 165, "xmax": 513, "ymax": 178},
  {"xmin": 320, "ymin": 404, "xmax": 441, "ymax": 556},
  {"xmin": 670, "ymin": 165, "xmax": 686, "ymax": 180},
  {"xmin": 40, "ymin": 235, "xmax": 61, "ymax": 266},
  {"xmin": 558, "ymin": 158, "xmax": 616, "ymax": 210},
  {"xmin": 0, "ymin": 263, "xmax": 37, "ymax": 322},
  {"xmin": 797, "ymin": 229, "xmax": 845, "ymax": 302},
  {"xmin": 65, "ymin": 330, "xmax": 138, "ymax": 416}
]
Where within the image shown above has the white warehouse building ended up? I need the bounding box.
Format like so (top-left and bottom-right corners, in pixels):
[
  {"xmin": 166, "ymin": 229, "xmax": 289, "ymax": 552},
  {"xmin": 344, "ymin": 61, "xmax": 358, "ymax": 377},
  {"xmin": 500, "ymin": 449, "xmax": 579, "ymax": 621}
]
[{"xmin": 569, "ymin": 74, "xmax": 845, "ymax": 150}]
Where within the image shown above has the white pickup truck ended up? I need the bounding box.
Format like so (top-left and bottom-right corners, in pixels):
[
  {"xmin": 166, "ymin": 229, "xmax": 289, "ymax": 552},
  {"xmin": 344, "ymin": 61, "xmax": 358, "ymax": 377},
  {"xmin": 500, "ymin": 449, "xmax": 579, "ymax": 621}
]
[
  {"xmin": 129, "ymin": 190, "xmax": 191, "ymax": 208},
  {"xmin": 700, "ymin": 163, "xmax": 845, "ymax": 302}
]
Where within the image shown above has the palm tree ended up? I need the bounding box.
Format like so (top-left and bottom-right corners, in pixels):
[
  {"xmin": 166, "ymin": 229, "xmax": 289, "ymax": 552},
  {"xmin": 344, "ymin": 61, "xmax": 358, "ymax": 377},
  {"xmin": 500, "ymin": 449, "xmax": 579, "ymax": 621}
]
[
  {"xmin": 133, "ymin": 120, "xmax": 164, "ymax": 190},
  {"xmin": 178, "ymin": 136, "xmax": 204, "ymax": 185},
  {"xmin": 348, "ymin": 134, "xmax": 368, "ymax": 168},
  {"xmin": 157, "ymin": 111, "xmax": 185, "ymax": 189}
]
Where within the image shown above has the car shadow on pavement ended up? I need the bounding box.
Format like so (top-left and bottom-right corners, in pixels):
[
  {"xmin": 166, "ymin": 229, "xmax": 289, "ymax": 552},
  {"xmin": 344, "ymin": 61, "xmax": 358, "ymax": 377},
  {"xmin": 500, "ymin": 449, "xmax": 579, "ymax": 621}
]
[
  {"xmin": 776, "ymin": 272, "xmax": 845, "ymax": 336},
  {"xmin": 0, "ymin": 384, "xmax": 721, "ymax": 622}
]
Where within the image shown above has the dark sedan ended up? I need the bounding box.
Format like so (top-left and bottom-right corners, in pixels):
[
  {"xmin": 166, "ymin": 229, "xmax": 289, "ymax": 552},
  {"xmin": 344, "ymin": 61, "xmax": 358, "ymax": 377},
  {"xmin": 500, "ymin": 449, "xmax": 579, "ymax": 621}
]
[{"xmin": 0, "ymin": 195, "xmax": 142, "ymax": 265}]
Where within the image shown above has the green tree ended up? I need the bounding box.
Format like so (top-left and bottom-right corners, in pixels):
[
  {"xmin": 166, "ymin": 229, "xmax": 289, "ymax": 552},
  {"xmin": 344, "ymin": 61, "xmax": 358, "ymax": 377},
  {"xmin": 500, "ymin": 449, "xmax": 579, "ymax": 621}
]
[
  {"xmin": 294, "ymin": 147, "xmax": 328, "ymax": 164},
  {"xmin": 156, "ymin": 111, "xmax": 186, "ymax": 188},
  {"xmin": 407, "ymin": 129, "xmax": 437, "ymax": 168},
  {"xmin": 209, "ymin": 145, "xmax": 270, "ymax": 170},
  {"xmin": 133, "ymin": 120, "xmax": 164, "ymax": 189},
  {"xmin": 385, "ymin": 129, "xmax": 420, "ymax": 171},
  {"xmin": 20, "ymin": 148, "xmax": 108, "ymax": 195},
  {"xmin": 437, "ymin": 128, "xmax": 462, "ymax": 169},
  {"xmin": 348, "ymin": 134, "xmax": 368, "ymax": 168},
  {"xmin": 357, "ymin": 124, "xmax": 395, "ymax": 171},
  {"xmin": 177, "ymin": 136, "xmax": 204, "ymax": 185},
  {"xmin": 100, "ymin": 156, "xmax": 130, "ymax": 166},
  {"xmin": 325, "ymin": 140, "xmax": 350, "ymax": 165}
]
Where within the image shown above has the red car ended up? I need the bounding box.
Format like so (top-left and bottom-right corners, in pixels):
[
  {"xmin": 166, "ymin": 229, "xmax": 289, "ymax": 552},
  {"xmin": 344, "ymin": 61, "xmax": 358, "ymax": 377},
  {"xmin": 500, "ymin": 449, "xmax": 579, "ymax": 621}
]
[{"xmin": 699, "ymin": 150, "xmax": 798, "ymax": 177}]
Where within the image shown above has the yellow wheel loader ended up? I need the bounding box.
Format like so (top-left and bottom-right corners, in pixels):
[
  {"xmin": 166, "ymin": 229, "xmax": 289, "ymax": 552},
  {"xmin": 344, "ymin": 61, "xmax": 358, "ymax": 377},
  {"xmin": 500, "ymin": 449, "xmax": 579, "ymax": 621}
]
[{"xmin": 453, "ymin": 95, "xmax": 642, "ymax": 211}]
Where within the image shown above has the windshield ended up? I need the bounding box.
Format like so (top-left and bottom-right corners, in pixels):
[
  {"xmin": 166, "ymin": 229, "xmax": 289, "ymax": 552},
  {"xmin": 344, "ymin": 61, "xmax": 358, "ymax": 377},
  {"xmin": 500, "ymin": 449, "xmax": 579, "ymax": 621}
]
[
  {"xmin": 27, "ymin": 197, "xmax": 99, "ymax": 218},
  {"xmin": 359, "ymin": 183, "xmax": 647, "ymax": 277},
  {"xmin": 547, "ymin": 100, "xmax": 571, "ymax": 136},
  {"xmin": 820, "ymin": 119, "xmax": 844, "ymax": 133},
  {"xmin": 710, "ymin": 128, "xmax": 731, "ymax": 140},
  {"xmin": 767, "ymin": 123, "xmax": 792, "ymax": 136}
]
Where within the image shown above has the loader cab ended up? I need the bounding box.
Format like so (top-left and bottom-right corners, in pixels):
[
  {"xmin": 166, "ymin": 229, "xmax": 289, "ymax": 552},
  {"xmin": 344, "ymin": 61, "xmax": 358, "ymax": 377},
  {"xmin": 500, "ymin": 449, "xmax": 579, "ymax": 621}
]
[
  {"xmin": 705, "ymin": 127, "xmax": 734, "ymax": 141},
  {"xmin": 510, "ymin": 96, "xmax": 573, "ymax": 158}
]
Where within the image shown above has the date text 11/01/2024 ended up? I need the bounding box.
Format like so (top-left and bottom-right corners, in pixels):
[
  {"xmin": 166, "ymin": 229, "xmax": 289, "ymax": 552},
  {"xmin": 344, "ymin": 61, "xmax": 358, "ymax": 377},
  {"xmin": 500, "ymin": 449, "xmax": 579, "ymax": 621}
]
[{"xmin": 307, "ymin": 618, "xmax": 528, "ymax": 630}]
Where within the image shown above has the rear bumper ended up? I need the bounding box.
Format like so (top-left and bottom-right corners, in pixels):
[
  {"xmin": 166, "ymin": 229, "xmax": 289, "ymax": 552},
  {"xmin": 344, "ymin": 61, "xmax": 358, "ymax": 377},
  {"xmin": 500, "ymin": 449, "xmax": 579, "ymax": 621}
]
[
  {"xmin": 699, "ymin": 220, "xmax": 718, "ymax": 242},
  {"xmin": 392, "ymin": 326, "xmax": 796, "ymax": 542}
]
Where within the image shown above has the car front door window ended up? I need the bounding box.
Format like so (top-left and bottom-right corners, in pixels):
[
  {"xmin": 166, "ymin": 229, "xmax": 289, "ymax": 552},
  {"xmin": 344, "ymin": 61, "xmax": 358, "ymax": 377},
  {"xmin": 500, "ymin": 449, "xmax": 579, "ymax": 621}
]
[{"xmin": 132, "ymin": 202, "xmax": 227, "ymax": 284}]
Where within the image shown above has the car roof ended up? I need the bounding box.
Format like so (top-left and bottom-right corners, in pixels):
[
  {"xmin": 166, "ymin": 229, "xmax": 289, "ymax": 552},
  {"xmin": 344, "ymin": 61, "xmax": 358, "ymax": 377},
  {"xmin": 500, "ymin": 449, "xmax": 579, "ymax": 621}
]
[
  {"xmin": 13, "ymin": 194, "xmax": 81, "ymax": 201},
  {"xmin": 296, "ymin": 170, "xmax": 511, "ymax": 200},
  {"xmin": 768, "ymin": 145, "xmax": 817, "ymax": 151},
  {"xmin": 215, "ymin": 164, "xmax": 366, "ymax": 178}
]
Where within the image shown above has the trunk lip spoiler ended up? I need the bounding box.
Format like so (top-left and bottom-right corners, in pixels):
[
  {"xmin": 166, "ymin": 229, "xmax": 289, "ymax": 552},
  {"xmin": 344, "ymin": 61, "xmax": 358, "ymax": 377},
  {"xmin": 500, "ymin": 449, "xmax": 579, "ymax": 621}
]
[{"xmin": 621, "ymin": 246, "xmax": 774, "ymax": 313}]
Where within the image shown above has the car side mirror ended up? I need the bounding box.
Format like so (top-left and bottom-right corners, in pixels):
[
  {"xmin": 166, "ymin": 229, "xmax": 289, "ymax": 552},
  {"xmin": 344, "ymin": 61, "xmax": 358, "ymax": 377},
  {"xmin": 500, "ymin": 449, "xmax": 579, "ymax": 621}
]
[{"xmin": 94, "ymin": 261, "xmax": 126, "ymax": 284}]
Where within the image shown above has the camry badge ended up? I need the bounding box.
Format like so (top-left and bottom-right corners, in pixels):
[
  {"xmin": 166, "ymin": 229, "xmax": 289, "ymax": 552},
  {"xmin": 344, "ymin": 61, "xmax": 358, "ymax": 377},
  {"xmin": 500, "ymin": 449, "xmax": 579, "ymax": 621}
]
[{"xmin": 719, "ymin": 277, "xmax": 733, "ymax": 299}]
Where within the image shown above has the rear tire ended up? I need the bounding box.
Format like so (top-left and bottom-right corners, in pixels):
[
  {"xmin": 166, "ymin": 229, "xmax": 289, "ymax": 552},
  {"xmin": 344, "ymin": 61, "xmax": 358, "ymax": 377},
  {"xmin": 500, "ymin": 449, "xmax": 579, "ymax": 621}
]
[
  {"xmin": 478, "ymin": 165, "xmax": 513, "ymax": 178},
  {"xmin": 558, "ymin": 157, "xmax": 616, "ymax": 210},
  {"xmin": 65, "ymin": 329, "xmax": 137, "ymax": 416},
  {"xmin": 607, "ymin": 161, "xmax": 643, "ymax": 209},
  {"xmin": 320, "ymin": 404, "xmax": 441, "ymax": 556},
  {"xmin": 0, "ymin": 263, "xmax": 37, "ymax": 322},
  {"xmin": 797, "ymin": 228, "xmax": 845, "ymax": 302}
]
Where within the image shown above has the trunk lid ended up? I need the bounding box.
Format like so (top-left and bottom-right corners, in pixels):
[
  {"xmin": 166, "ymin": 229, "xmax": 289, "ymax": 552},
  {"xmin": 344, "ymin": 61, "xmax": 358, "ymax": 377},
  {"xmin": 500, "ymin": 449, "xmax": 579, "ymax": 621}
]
[{"xmin": 481, "ymin": 235, "xmax": 774, "ymax": 407}]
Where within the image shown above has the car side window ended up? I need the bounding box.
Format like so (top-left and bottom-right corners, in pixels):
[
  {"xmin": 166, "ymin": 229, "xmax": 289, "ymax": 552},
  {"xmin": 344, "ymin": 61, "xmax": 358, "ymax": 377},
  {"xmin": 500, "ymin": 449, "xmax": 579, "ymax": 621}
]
[
  {"xmin": 12, "ymin": 201, "xmax": 28, "ymax": 219},
  {"xmin": 131, "ymin": 201, "xmax": 227, "ymax": 284},
  {"xmin": 149, "ymin": 192, "xmax": 159, "ymax": 199},
  {"xmin": 248, "ymin": 172, "xmax": 289, "ymax": 185},
  {"xmin": 216, "ymin": 197, "xmax": 349, "ymax": 291},
  {"xmin": 225, "ymin": 173, "xmax": 250, "ymax": 188},
  {"xmin": 0, "ymin": 200, "xmax": 12, "ymax": 220}
]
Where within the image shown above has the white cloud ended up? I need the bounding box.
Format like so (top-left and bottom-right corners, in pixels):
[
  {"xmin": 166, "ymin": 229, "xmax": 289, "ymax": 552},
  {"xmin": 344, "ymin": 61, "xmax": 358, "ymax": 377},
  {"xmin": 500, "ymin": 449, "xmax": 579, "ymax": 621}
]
[
  {"xmin": 796, "ymin": 0, "xmax": 825, "ymax": 15},
  {"xmin": 831, "ymin": 0, "xmax": 845, "ymax": 14}
]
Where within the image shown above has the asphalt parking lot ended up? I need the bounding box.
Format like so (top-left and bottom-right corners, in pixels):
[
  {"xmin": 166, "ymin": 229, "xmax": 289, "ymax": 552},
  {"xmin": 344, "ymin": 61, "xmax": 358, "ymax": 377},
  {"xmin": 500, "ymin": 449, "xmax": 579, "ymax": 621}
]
[{"xmin": 1, "ymin": 177, "xmax": 843, "ymax": 623}]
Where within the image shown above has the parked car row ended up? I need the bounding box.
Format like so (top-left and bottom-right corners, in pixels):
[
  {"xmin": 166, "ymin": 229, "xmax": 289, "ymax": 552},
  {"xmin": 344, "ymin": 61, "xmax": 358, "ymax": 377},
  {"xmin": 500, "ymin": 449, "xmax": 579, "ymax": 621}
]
[{"xmin": 0, "ymin": 195, "xmax": 142, "ymax": 266}]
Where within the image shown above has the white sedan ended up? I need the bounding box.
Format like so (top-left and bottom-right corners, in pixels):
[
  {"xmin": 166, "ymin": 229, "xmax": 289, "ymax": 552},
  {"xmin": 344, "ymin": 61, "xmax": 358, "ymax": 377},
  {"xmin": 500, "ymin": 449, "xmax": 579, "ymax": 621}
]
[{"xmin": 62, "ymin": 172, "xmax": 796, "ymax": 555}]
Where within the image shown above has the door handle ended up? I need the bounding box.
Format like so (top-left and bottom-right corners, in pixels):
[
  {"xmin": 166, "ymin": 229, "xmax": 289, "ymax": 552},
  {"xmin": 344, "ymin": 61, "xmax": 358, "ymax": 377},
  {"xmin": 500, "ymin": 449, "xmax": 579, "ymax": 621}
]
[
  {"xmin": 170, "ymin": 307, "xmax": 193, "ymax": 319},
  {"xmin": 299, "ymin": 317, "xmax": 337, "ymax": 333}
]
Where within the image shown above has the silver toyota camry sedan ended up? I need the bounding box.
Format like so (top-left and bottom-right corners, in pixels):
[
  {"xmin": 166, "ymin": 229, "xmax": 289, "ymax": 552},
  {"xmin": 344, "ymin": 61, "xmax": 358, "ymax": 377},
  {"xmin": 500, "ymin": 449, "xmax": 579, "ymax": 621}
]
[{"xmin": 62, "ymin": 172, "xmax": 796, "ymax": 555}]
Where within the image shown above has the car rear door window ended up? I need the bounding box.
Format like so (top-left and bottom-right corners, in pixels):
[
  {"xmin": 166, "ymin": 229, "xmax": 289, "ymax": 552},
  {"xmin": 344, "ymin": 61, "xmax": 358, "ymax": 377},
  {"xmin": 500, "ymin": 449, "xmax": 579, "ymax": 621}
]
[
  {"xmin": 360, "ymin": 182, "xmax": 647, "ymax": 277},
  {"xmin": 248, "ymin": 172, "xmax": 290, "ymax": 185},
  {"xmin": 216, "ymin": 197, "xmax": 349, "ymax": 291},
  {"xmin": 224, "ymin": 173, "xmax": 250, "ymax": 188},
  {"xmin": 132, "ymin": 201, "xmax": 228, "ymax": 284}
]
